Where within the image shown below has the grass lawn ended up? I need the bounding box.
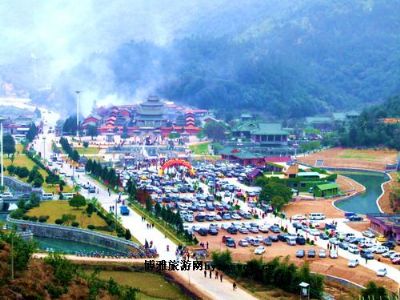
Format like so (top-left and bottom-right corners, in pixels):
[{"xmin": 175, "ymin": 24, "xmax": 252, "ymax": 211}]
[
  {"xmin": 26, "ymin": 201, "xmax": 107, "ymax": 228},
  {"xmin": 92, "ymin": 270, "xmax": 188, "ymax": 300},
  {"xmin": 189, "ymin": 142, "xmax": 209, "ymax": 155},
  {"xmin": 4, "ymin": 144, "xmax": 74, "ymax": 193},
  {"xmin": 76, "ymin": 147, "xmax": 100, "ymax": 155},
  {"xmin": 338, "ymin": 149, "xmax": 377, "ymax": 161}
]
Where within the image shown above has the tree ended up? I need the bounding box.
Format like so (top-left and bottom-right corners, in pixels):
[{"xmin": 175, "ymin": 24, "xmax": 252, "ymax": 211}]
[
  {"xmin": 83, "ymin": 141, "xmax": 89, "ymax": 148},
  {"xmin": 211, "ymin": 250, "xmax": 232, "ymax": 272},
  {"xmin": 145, "ymin": 197, "xmax": 153, "ymax": 212},
  {"xmin": 203, "ymin": 121, "xmax": 227, "ymax": 141},
  {"xmin": 63, "ymin": 115, "xmax": 77, "ymax": 135},
  {"xmin": 2, "ymin": 232, "xmax": 37, "ymax": 271},
  {"xmin": 3, "ymin": 134, "xmax": 16, "ymax": 157},
  {"xmin": 69, "ymin": 194, "xmax": 86, "ymax": 209},
  {"xmin": 271, "ymin": 195, "xmax": 287, "ymax": 211},
  {"xmin": 125, "ymin": 229, "xmax": 132, "ymax": 240},
  {"xmin": 361, "ymin": 282, "xmax": 389, "ymax": 300},
  {"xmin": 87, "ymin": 124, "xmax": 98, "ymax": 140},
  {"xmin": 26, "ymin": 123, "xmax": 38, "ymax": 142}
]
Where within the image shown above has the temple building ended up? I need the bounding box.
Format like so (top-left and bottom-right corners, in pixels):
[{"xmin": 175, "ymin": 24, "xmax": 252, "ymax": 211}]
[{"xmin": 135, "ymin": 95, "xmax": 166, "ymax": 129}]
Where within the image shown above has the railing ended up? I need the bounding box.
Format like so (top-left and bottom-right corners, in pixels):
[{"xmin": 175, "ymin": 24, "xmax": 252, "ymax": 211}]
[{"xmin": 7, "ymin": 216, "xmax": 145, "ymax": 254}]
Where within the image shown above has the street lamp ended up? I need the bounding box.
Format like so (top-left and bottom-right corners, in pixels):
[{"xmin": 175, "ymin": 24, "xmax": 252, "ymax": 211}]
[
  {"xmin": 42, "ymin": 136, "xmax": 46, "ymax": 161},
  {"xmin": 299, "ymin": 282, "xmax": 310, "ymax": 300},
  {"xmin": 76, "ymin": 90, "xmax": 81, "ymax": 139}
]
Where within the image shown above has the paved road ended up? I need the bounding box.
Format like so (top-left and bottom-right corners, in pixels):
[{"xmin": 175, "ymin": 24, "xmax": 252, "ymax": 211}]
[{"xmin": 32, "ymin": 126, "xmax": 257, "ymax": 300}]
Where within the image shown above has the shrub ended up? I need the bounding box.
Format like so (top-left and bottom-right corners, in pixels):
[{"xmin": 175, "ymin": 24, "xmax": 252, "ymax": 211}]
[
  {"xmin": 87, "ymin": 224, "xmax": 95, "ymax": 230},
  {"xmin": 29, "ymin": 216, "xmax": 38, "ymax": 222},
  {"xmin": 22, "ymin": 215, "xmax": 30, "ymax": 220},
  {"xmin": 10, "ymin": 208, "xmax": 25, "ymax": 219},
  {"xmin": 55, "ymin": 219, "xmax": 63, "ymax": 225},
  {"xmin": 38, "ymin": 215, "xmax": 49, "ymax": 223},
  {"xmin": 71, "ymin": 222, "xmax": 79, "ymax": 227}
]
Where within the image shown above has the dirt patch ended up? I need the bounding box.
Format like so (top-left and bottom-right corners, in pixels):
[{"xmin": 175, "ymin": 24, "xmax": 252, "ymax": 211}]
[
  {"xmin": 297, "ymin": 148, "xmax": 397, "ymax": 171},
  {"xmin": 345, "ymin": 221, "xmax": 370, "ymax": 232},
  {"xmin": 195, "ymin": 233, "xmax": 400, "ymax": 293},
  {"xmin": 378, "ymin": 172, "xmax": 399, "ymax": 213}
]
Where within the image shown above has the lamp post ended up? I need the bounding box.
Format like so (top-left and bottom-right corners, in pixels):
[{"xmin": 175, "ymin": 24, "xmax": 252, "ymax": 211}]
[
  {"xmin": 42, "ymin": 136, "xmax": 46, "ymax": 161},
  {"xmin": 76, "ymin": 90, "xmax": 80, "ymax": 139}
]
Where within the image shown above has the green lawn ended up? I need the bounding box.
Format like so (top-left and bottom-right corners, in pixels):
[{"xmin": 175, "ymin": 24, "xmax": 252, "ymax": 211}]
[
  {"xmin": 338, "ymin": 149, "xmax": 376, "ymax": 161},
  {"xmin": 26, "ymin": 201, "xmax": 108, "ymax": 228},
  {"xmin": 4, "ymin": 144, "xmax": 73, "ymax": 193},
  {"xmin": 76, "ymin": 147, "xmax": 100, "ymax": 155},
  {"xmin": 189, "ymin": 142, "xmax": 209, "ymax": 155},
  {"xmin": 93, "ymin": 270, "xmax": 189, "ymax": 300}
]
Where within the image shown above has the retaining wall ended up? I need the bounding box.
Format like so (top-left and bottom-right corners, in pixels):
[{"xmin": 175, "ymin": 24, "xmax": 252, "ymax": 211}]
[{"xmin": 7, "ymin": 216, "xmax": 145, "ymax": 256}]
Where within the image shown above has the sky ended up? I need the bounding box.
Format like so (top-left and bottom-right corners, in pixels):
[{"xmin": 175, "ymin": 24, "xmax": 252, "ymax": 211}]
[{"xmin": 0, "ymin": 0, "xmax": 224, "ymax": 113}]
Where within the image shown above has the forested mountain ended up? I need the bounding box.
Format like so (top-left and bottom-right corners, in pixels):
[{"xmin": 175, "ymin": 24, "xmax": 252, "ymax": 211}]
[
  {"xmin": 3, "ymin": 0, "xmax": 400, "ymax": 117},
  {"xmin": 109, "ymin": 0, "xmax": 400, "ymax": 117},
  {"xmin": 339, "ymin": 95, "xmax": 400, "ymax": 149}
]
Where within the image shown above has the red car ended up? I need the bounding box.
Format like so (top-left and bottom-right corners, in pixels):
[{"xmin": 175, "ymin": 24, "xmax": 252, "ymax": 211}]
[{"xmin": 392, "ymin": 257, "xmax": 400, "ymax": 265}]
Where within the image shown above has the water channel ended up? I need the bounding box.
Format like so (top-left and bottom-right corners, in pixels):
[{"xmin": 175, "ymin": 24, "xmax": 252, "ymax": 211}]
[{"xmin": 334, "ymin": 171, "xmax": 388, "ymax": 214}]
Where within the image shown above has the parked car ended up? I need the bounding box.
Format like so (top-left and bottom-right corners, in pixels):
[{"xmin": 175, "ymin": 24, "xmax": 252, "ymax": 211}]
[
  {"xmin": 227, "ymin": 226, "xmax": 238, "ymax": 234},
  {"xmin": 259, "ymin": 226, "xmax": 269, "ymax": 233},
  {"xmin": 226, "ymin": 238, "xmax": 236, "ymax": 248},
  {"xmin": 392, "ymin": 258, "xmax": 400, "ymax": 265},
  {"xmin": 239, "ymin": 239, "xmax": 249, "ymax": 247},
  {"xmin": 269, "ymin": 225, "xmax": 280, "ymax": 233},
  {"xmin": 375, "ymin": 246, "xmax": 389, "ymax": 254},
  {"xmin": 319, "ymin": 232, "xmax": 329, "ymax": 240},
  {"xmin": 376, "ymin": 235, "xmax": 388, "ymax": 243},
  {"xmin": 254, "ymin": 246, "xmax": 266, "ymax": 255},
  {"xmin": 239, "ymin": 227, "xmax": 249, "ymax": 234},
  {"xmin": 269, "ymin": 235, "xmax": 279, "ymax": 242},
  {"xmin": 338, "ymin": 242, "xmax": 349, "ymax": 250},
  {"xmin": 263, "ymin": 237, "xmax": 272, "ymax": 246},
  {"xmin": 296, "ymin": 250, "xmax": 305, "ymax": 258},
  {"xmin": 360, "ymin": 249, "xmax": 374, "ymax": 260},
  {"xmin": 362, "ymin": 230, "xmax": 375, "ymax": 238},
  {"xmin": 296, "ymin": 236, "xmax": 306, "ymax": 245},
  {"xmin": 382, "ymin": 241, "xmax": 396, "ymax": 250},
  {"xmin": 329, "ymin": 250, "xmax": 338, "ymax": 259},
  {"xmin": 319, "ymin": 249, "xmax": 326, "ymax": 258},
  {"xmin": 382, "ymin": 250, "xmax": 396, "ymax": 258},
  {"xmin": 376, "ymin": 268, "xmax": 387, "ymax": 277},
  {"xmin": 198, "ymin": 228, "xmax": 208, "ymax": 236},
  {"xmin": 348, "ymin": 215, "xmax": 363, "ymax": 222},
  {"xmin": 208, "ymin": 228, "xmax": 218, "ymax": 235},
  {"xmin": 348, "ymin": 259, "xmax": 359, "ymax": 268},
  {"xmin": 307, "ymin": 249, "xmax": 316, "ymax": 258}
]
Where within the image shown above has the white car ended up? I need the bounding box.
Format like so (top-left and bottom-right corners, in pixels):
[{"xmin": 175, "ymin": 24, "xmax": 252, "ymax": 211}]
[
  {"xmin": 382, "ymin": 250, "xmax": 396, "ymax": 258},
  {"xmin": 348, "ymin": 259, "xmax": 359, "ymax": 268},
  {"xmin": 309, "ymin": 229, "xmax": 320, "ymax": 236},
  {"xmin": 319, "ymin": 249, "xmax": 327, "ymax": 258},
  {"xmin": 292, "ymin": 214, "xmax": 306, "ymax": 221},
  {"xmin": 390, "ymin": 253, "xmax": 400, "ymax": 260},
  {"xmin": 374, "ymin": 246, "xmax": 389, "ymax": 254},
  {"xmin": 329, "ymin": 250, "xmax": 338, "ymax": 259},
  {"xmin": 362, "ymin": 230, "xmax": 375, "ymax": 238},
  {"xmin": 259, "ymin": 226, "xmax": 269, "ymax": 233},
  {"xmin": 215, "ymin": 215, "xmax": 222, "ymax": 221},
  {"xmin": 221, "ymin": 224, "xmax": 230, "ymax": 230},
  {"xmin": 254, "ymin": 246, "xmax": 266, "ymax": 255},
  {"xmin": 239, "ymin": 239, "xmax": 249, "ymax": 247},
  {"xmin": 376, "ymin": 268, "xmax": 387, "ymax": 277},
  {"xmin": 231, "ymin": 213, "xmax": 241, "ymax": 220}
]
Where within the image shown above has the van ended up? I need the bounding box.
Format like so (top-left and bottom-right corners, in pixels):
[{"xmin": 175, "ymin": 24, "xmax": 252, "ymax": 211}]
[
  {"xmin": 309, "ymin": 213, "xmax": 326, "ymax": 220},
  {"xmin": 287, "ymin": 236, "xmax": 297, "ymax": 246},
  {"xmin": 42, "ymin": 193, "xmax": 54, "ymax": 200}
]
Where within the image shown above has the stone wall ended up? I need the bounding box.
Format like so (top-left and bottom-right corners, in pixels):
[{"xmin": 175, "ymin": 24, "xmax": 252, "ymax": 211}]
[{"xmin": 7, "ymin": 216, "xmax": 145, "ymax": 256}]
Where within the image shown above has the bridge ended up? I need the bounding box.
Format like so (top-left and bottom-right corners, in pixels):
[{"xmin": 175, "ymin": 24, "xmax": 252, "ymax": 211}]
[{"xmin": 1, "ymin": 176, "xmax": 41, "ymax": 204}]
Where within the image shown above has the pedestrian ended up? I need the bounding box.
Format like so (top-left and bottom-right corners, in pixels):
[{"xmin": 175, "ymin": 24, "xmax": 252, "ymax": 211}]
[
  {"xmin": 204, "ymin": 270, "xmax": 207, "ymax": 278},
  {"xmin": 365, "ymin": 257, "xmax": 367, "ymax": 264},
  {"xmin": 233, "ymin": 282, "xmax": 237, "ymax": 291},
  {"xmin": 206, "ymin": 242, "xmax": 209, "ymax": 249},
  {"xmin": 215, "ymin": 270, "xmax": 219, "ymax": 279},
  {"xmin": 209, "ymin": 270, "xmax": 212, "ymax": 278},
  {"xmin": 220, "ymin": 274, "xmax": 223, "ymax": 282}
]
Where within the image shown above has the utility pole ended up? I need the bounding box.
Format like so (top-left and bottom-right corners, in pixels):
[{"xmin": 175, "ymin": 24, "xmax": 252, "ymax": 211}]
[
  {"xmin": 0, "ymin": 122, "xmax": 3, "ymax": 188},
  {"xmin": 42, "ymin": 136, "xmax": 46, "ymax": 161},
  {"xmin": 76, "ymin": 90, "xmax": 80, "ymax": 139}
]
